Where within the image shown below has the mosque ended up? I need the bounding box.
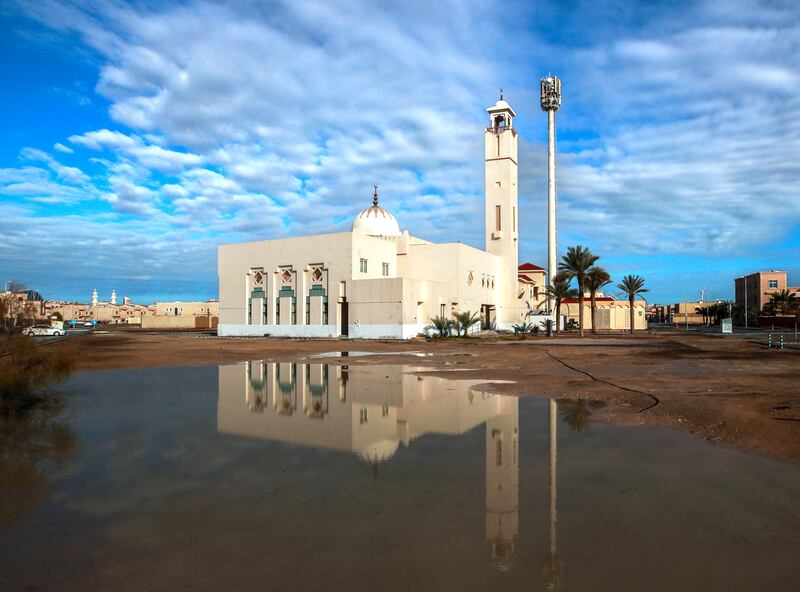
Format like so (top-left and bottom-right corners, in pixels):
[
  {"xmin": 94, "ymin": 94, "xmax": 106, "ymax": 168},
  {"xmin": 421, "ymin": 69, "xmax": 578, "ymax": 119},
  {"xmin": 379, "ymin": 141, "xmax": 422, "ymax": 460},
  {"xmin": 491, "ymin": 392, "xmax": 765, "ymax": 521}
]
[{"xmin": 217, "ymin": 95, "xmax": 537, "ymax": 339}]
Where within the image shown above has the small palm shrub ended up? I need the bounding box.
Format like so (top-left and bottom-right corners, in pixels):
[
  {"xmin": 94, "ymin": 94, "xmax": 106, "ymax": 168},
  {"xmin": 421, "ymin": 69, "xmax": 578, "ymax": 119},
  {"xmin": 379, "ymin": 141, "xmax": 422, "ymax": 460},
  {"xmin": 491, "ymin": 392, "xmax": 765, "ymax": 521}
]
[
  {"xmin": 427, "ymin": 316, "xmax": 453, "ymax": 338},
  {"xmin": 452, "ymin": 310, "xmax": 481, "ymax": 337}
]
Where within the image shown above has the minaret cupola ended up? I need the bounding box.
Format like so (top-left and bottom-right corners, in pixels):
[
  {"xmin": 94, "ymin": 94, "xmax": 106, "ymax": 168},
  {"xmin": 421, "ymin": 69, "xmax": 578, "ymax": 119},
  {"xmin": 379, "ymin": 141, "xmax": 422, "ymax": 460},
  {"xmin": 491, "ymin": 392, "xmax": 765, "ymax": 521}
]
[{"xmin": 487, "ymin": 90, "xmax": 517, "ymax": 131}]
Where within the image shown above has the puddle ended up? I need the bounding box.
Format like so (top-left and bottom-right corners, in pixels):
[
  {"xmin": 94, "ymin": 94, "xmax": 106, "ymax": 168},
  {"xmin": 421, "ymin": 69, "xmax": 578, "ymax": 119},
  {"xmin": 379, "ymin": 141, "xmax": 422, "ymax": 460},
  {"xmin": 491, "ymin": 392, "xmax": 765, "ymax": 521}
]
[
  {"xmin": 1, "ymin": 361, "xmax": 798, "ymax": 591},
  {"xmin": 307, "ymin": 350, "xmax": 432, "ymax": 358}
]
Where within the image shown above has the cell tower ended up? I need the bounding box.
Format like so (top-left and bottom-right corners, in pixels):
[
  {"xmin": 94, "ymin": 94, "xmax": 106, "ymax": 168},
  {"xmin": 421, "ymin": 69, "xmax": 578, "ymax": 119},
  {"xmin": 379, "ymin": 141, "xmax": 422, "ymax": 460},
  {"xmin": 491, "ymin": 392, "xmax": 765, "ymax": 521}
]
[{"xmin": 540, "ymin": 76, "xmax": 562, "ymax": 311}]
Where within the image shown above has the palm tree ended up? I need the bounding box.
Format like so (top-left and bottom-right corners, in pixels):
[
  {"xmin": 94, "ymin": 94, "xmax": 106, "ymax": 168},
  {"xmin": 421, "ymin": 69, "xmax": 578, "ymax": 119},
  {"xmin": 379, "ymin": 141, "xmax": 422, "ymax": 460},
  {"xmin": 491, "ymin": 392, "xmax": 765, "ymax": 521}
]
[
  {"xmin": 616, "ymin": 275, "xmax": 648, "ymax": 334},
  {"xmin": 540, "ymin": 273, "xmax": 575, "ymax": 334},
  {"xmin": 428, "ymin": 316, "xmax": 452, "ymax": 338},
  {"xmin": 558, "ymin": 246, "xmax": 600, "ymax": 337},
  {"xmin": 768, "ymin": 289, "xmax": 798, "ymax": 315},
  {"xmin": 452, "ymin": 310, "xmax": 481, "ymax": 337},
  {"xmin": 584, "ymin": 267, "xmax": 611, "ymax": 335}
]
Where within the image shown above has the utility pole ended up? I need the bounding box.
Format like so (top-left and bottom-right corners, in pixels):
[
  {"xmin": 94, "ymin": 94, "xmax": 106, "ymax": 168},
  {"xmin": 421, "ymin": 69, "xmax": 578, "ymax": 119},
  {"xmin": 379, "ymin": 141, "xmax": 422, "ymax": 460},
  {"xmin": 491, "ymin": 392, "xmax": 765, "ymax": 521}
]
[
  {"xmin": 540, "ymin": 75, "xmax": 561, "ymax": 316},
  {"xmin": 744, "ymin": 276, "xmax": 748, "ymax": 329}
]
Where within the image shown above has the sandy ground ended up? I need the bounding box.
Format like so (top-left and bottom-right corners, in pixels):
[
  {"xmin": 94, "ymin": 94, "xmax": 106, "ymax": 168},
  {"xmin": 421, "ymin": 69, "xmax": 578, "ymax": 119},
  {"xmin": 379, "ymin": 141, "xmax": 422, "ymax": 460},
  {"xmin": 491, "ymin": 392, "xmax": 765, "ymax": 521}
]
[{"xmin": 45, "ymin": 329, "xmax": 800, "ymax": 465}]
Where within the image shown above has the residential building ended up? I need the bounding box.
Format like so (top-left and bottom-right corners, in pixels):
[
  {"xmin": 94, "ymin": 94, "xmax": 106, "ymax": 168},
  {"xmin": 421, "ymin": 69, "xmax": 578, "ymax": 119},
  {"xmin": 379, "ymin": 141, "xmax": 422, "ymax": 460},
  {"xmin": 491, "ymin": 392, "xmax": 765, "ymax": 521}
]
[
  {"xmin": 141, "ymin": 300, "xmax": 220, "ymax": 329},
  {"xmin": 562, "ymin": 295, "xmax": 647, "ymax": 331},
  {"xmin": 734, "ymin": 271, "xmax": 800, "ymax": 312}
]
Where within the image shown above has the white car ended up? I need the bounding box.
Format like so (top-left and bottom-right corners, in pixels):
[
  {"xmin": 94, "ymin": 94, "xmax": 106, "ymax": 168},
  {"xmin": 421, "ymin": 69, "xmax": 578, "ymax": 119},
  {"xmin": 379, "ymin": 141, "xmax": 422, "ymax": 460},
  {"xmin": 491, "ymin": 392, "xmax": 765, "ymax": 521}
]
[{"xmin": 24, "ymin": 325, "xmax": 65, "ymax": 337}]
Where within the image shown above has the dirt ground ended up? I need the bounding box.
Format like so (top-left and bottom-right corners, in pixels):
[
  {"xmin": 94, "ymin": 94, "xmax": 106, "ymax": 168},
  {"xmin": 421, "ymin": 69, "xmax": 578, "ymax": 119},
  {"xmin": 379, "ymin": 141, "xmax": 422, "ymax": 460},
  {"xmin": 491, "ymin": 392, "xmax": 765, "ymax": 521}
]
[{"xmin": 47, "ymin": 329, "xmax": 800, "ymax": 465}]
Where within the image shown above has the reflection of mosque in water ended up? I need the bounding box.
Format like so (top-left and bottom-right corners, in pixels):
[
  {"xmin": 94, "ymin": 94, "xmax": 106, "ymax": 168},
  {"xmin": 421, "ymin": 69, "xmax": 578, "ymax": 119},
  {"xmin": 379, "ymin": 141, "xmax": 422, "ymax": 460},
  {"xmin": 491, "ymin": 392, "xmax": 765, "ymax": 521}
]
[{"xmin": 217, "ymin": 361, "xmax": 519, "ymax": 571}]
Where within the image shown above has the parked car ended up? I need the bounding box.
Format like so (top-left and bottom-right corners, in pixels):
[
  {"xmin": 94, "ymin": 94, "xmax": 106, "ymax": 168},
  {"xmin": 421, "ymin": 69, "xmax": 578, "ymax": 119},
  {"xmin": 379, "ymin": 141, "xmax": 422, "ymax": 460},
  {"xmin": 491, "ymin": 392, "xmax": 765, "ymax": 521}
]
[
  {"xmin": 23, "ymin": 325, "xmax": 65, "ymax": 337},
  {"xmin": 83, "ymin": 321, "xmax": 94, "ymax": 327}
]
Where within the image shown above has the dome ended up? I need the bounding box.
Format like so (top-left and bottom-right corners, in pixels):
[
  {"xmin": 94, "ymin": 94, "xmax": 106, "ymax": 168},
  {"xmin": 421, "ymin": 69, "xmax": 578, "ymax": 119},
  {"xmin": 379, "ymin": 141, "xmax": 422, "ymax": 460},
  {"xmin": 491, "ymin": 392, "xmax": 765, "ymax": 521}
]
[
  {"xmin": 352, "ymin": 185, "xmax": 402, "ymax": 237},
  {"xmin": 356, "ymin": 438, "xmax": 399, "ymax": 464}
]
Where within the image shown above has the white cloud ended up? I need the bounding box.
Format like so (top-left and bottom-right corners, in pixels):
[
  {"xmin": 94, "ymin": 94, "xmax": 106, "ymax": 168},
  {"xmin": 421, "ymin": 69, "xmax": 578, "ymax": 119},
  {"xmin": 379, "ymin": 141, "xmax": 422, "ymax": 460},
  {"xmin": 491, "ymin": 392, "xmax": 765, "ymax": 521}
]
[
  {"xmin": 54, "ymin": 142, "xmax": 74, "ymax": 154},
  {"xmin": 20, "ymin": 147, "xmax": 90, "ymax": 185}
]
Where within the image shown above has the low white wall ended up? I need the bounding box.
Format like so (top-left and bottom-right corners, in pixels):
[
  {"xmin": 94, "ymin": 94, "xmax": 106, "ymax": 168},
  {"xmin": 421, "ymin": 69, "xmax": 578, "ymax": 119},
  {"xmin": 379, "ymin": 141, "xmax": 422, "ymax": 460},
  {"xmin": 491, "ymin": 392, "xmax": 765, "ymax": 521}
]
[
  {"xmin": 348, "ymin": 323, "xmax": 426, "ymax": 340},
  {"xmin": 219, "ymin": 322, "xmax": 427, "ymax": 339},
  {"xmin": 217, "ymin": 324, "xmax": 339, "ymax": 338}
]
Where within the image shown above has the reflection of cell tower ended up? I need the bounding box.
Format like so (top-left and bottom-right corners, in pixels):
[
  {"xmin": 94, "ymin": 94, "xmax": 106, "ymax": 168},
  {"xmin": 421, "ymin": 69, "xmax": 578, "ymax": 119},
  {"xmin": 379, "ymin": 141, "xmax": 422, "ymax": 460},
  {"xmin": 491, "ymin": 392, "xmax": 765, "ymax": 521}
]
[
  {"xmin": 540, "ymin": 75, "xmax": 562, "ymax": 312},
  {"xmin": 542, "ymin": 398, "xmax": 562, "ymax": 590},
  {"xmin": 485, "ymin": 396, "xmax": 519, "ymax": 572}
]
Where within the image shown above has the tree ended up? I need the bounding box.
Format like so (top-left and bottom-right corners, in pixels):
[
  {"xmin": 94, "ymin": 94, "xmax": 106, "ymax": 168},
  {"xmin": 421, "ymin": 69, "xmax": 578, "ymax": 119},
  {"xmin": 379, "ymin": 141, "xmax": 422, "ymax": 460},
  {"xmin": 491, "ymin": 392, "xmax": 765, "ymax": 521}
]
[
  {"xmin": 0, "ymin": 292, "xmax": 32, "ymax": 331},
  {"xmin": 585, "ymin": 267, "xmax": 611, "ymax": 335},
  {"xmin": 616, "ymin": 275, "xmax": 648, "ymax": 334},
  {"xmin": 453, "ymin": 310, "xmax": 481, "ymax": 337},
  {"xmin": 5, "ymin": 280, "xmax": 26, "ymax": 293},
  {"xmin": 540, "ymin": 273, "xmax": 576, "ymax": 334},
  {"xmin": 558, "ymin": 246, "xmax": 600, "ymax": 337},
  {"xmin": 558, "ymin": 399, "xmax": 607, "ymax": 432},
  {"xmin": 512, "ymin": 321, "xmax": 535, "ymax": 335},
  {"xmin": 768, "ymin": 289, "xmax": 798, "ymax": 315},
  {"xmin": 428, "ymin": 316, "xmax": 452, "ymax": 338}
]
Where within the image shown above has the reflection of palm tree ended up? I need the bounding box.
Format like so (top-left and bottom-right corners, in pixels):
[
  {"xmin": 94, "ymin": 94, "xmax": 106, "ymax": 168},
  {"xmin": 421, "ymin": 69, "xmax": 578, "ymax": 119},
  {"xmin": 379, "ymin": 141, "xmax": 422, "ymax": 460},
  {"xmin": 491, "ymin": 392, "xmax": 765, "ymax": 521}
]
[
  {"xmin": 557, "ymin": 399, "xmax": 606, "ymax": 433},
  {"xmin": 542, "ymin": 399, "xmax": 561, "ymax": 590}
]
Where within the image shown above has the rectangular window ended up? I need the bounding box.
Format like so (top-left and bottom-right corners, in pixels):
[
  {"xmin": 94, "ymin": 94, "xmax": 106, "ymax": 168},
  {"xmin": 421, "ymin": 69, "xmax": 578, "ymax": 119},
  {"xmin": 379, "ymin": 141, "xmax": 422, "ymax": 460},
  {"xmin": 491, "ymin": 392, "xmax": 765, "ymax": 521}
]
[
  {"xmin": 360, "ymin": 258, "xmax": 368, "ymax": 273},
  {"xmin": 769, "ymin": 280, "xmax": 778, "ymax": 288},
  {"xmin": 359, "ymin": 407, "xmax": 368, "ymax": 424},
  {"xmin": 440, "ymin": 303, "xmax": 445, "ymax": 318},
  {"xmin": 495, "ymin": 205, "xmax": 501, "ymax": 231},
  {"xmin": 381, "ymin": 262, "xmax": 389, "ymax": 276}
]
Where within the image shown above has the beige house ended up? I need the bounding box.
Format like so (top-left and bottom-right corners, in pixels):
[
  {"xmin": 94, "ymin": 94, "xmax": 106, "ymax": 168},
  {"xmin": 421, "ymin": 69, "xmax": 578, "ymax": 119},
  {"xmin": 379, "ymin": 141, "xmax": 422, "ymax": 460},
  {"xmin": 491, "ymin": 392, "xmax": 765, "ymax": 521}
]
[
  {"xmin": 218, "ymin": 96, "xmax": 536, "ymax": 339},
  {"xmin": 563, "ymin": 296, "xmax": 647, "ymax": 331},
  {"xmin": 517, "ymin": 262, "xmax": 548, "ymax": 314},
  {"xmin": 735, "ymin": 271, "xmax": 800, "ymax": 311},
  {"xmin": 218, "ymin": 360, "xmax": 518, "ymax": 569},
  {"xmin": 142, "ymin": 300, "xmax": 220, "ymax": 329}
]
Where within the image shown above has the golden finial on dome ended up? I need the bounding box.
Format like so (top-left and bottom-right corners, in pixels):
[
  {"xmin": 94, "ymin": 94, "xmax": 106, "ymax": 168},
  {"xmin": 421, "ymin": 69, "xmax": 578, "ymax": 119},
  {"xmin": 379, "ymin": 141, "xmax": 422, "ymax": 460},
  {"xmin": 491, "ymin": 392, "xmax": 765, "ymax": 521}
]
[{"xmin": 373, "ymin": 184, "xmax": 379, "ymax": 207}]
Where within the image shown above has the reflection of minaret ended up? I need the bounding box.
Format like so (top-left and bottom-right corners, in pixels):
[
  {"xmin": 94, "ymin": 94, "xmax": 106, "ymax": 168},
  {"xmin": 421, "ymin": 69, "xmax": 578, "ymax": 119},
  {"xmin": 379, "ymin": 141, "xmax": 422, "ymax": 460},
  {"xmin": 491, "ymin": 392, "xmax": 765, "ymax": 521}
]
[
  {"xmin": 542, "ymin": 398, "xmax": 561, "ymax": 590},
  {"xmin": 485, "ymin": 396, "xmax": 519, "ymax": 572}
]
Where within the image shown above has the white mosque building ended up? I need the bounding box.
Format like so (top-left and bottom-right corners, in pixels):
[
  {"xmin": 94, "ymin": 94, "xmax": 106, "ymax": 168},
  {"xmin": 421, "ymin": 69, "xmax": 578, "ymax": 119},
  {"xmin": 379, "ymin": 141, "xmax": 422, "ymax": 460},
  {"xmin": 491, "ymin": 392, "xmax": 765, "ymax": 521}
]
[{"xmin": 217, "ymin": 95, "xmax": 533, "ymax": 339}]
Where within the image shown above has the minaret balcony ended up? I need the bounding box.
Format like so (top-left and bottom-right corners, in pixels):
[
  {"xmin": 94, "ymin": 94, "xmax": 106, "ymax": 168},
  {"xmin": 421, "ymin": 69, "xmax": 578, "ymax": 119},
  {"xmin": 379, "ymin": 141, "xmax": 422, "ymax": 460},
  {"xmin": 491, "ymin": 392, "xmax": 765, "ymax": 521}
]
[{"xmin": 486, "ymin": 126, "xmax": 517, "ymax": 136}]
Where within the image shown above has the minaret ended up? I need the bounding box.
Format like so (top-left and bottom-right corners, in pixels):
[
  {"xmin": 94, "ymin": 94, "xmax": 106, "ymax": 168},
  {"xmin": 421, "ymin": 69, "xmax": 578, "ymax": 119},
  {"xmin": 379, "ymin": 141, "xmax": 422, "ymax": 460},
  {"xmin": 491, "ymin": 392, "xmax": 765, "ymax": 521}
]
[
  {"xmin": 110, "ymin": 290, "xmax": 117, "ymax": 305},
  {"xmin": 540, "ymin": 76, "xmax": 562, "ymax": 312},
  {"xmin": 485, "ymin": 92, "xmax": 519, "ymax": 325},
  {"xmin": 91, "ymin": 288, "xmax": 98, "ymax": 307}
]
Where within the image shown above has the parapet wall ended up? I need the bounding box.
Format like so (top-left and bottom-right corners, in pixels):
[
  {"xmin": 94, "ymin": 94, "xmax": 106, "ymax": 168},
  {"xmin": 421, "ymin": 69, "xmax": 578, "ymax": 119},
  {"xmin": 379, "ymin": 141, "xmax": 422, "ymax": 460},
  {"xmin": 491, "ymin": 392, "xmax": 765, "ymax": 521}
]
[{"xmin": 141, "ymin": 315, "xmax": 219, "ymax": 329}]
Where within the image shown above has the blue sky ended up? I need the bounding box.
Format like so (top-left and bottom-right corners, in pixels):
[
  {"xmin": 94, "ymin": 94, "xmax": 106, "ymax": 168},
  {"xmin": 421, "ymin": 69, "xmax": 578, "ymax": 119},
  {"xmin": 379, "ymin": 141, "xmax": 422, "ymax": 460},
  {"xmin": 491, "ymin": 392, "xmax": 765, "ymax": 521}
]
[{"xmin": 1, "ymin": 0, "xmax": 798, "ymax": 304}]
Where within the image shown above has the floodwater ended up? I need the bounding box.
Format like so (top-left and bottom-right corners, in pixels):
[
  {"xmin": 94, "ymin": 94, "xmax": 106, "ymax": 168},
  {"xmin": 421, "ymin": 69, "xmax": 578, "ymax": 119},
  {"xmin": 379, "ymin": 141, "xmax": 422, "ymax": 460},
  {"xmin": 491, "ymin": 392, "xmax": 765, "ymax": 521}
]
[{"xmin": 1, "ymin": 361, "xmax": 799, "ymax": 591}]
